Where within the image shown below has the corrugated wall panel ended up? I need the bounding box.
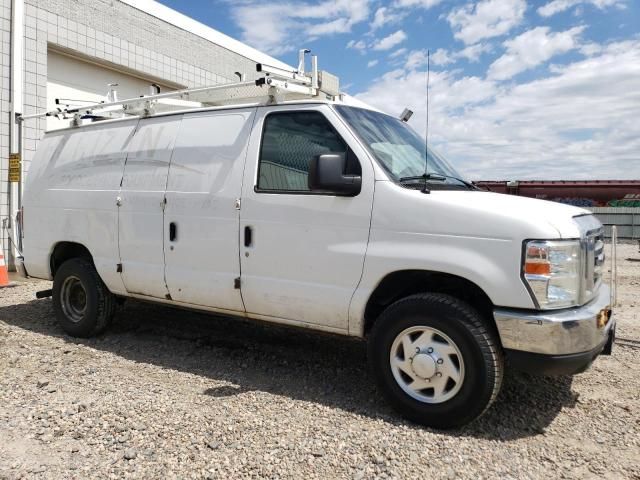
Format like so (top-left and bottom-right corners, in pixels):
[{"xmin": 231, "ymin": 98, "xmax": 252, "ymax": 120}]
[{"xmin": 587, "ymin": 207, "xmax": 640, "ymax": 239}]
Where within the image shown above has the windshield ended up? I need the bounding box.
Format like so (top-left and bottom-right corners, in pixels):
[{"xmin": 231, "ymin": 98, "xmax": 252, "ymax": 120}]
[{"xmin": 335, "ymin": 105, "xmax": 468, "ymax": 188}]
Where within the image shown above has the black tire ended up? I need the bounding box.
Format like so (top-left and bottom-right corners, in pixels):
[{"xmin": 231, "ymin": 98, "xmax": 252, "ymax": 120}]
[
  {"xmin": 368, "ymin": 293, "xmax": 503, "ymax": 429},
  {"xmin": 52, "ymin": 257, "xmax": 116, "ymax": 338}
]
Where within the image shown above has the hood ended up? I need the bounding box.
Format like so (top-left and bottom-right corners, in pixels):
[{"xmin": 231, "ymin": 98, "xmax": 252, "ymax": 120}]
[
  {"xmin": 376, "ymin": 183, "xmax": 595, "ymax": 241},
  {"xmin": 446, "ymin": 191, "xmax": 591, "ymax": 238}
]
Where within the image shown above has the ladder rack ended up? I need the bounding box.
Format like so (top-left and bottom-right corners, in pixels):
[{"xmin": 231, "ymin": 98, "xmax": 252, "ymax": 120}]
[{"xmin": 19, "ymin": 58, "xmax": 341, "ymax": 125}]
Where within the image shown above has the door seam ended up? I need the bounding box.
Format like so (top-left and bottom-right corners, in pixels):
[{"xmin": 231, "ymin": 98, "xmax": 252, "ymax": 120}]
[
  {"xmin": 161, "ymin": 115, "xmax": 185, "ymax": 299},
  {"xmin": 236, "ymin": 108, "xmax": 259, "ymax": 315},
  {"xmin": 116, "ymin": 120, "xmax": 141, "ymax": 292}
]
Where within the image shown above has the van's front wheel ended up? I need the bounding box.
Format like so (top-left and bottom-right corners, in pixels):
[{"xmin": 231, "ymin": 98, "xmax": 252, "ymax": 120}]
[
  {"xmin": 368, "ymin": 293, "xmax": 503, "ymax": 429},
  {"xmin": 52, "ymin": 258, "xmax": 116, "ymax": 337}
]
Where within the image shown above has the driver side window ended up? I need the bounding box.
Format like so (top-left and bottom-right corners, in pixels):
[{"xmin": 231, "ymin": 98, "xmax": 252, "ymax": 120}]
[{"xmin": 257, "ymin": 111, "xmax": 358, "ymax": 192}]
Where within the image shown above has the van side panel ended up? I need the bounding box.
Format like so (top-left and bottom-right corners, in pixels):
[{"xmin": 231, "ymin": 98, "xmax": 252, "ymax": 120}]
[
  {"xmin": 22, "ymin": 133, "xmax": 66, "ymax": 280},
  {"xmin": 22, "ymin": 120, "xmax": 138, "ymax": 293},
  {"xmin": 163, "ymin": 109, "xmax": 255, "ymax": 312},
  {"xmin": 118, "ymin": 116, "xmax": 182, "ymax": 298}
]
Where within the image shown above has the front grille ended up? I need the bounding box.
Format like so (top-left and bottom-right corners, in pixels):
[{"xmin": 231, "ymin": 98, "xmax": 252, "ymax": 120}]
[
  {"xmin": 584, "ymin": 228, "xmax": 604, "ymax": 302},
  {"xmin": 574, "ymin": 214, "xmax": 605, "ymax": 305}
]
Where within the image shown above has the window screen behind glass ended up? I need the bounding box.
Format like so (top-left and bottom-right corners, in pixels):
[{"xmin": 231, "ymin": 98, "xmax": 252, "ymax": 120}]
[{"xmin": 258, "ymin": 111, "xmax": 347, "ymax": 192}]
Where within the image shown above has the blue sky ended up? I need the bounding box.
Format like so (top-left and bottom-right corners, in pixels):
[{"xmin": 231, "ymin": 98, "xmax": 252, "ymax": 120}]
[{"xmin": 157, "ymin": 0, "xmax": 639, "ymax": 180}]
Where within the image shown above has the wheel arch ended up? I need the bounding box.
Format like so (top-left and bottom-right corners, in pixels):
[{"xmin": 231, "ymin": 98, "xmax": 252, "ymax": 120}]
[
  {"xmin": 50, "ymin": 242, "xmax": 94, "ymax": 277},
  {"xmin": 363, "ymin": 270, "xmax": 497, "ymax": 338}
]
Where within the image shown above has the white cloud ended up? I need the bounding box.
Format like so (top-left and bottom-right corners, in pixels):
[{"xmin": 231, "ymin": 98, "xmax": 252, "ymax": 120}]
[
  {"xmin": 356, "ymin": 68, "xmax": 498, "ymax": 129},
  {"xmin": 429, "ymin": 44, "xmax": 492, "ymax": 66},
  {"xmin": 405, "ymin": 50, "xmax": 429, "ymax": 69},
  {"xmin": 579, "ymin": 42, "xmax": 603, "ymax": 56},
  {"xmin": 539, "ymin": 0, "xmax": 580, "ymax": 13},
  {"xmin": 394, "ymin": 0, "xmax": 443, "ymax": 8},
  {"xmin": 431, "ymin": 49, "xmax": 455, "ymax": 66},
  {"xmin": 413, "ymin": 44, "xmax": 491, "ymax": 68},
  {"xmin": 488, "ymin": 26, "xmax": 585, "ymax": 80},
  {"xmin": 230, "ymin": 0, "xmax": 371, "ymax": 55},
  {"xmin": 367, "ymin": 59, "xmax": 379, "ymax": 68},
  {"xmin": 538, "ymin": 0, "xmax": 624, "ymax": 17},
  {"xmin": 459, "ymin": 43, "xmax": 492, "ymax": 62},
  {"xmin": 355, "ymin": 40, "xmax": 640, "ymax": 180},
  {"xmin": 447, "ymin": 0, "xmax": 527, "ymax": 45},
  {"xmin": 347, "ymin": 39, "xmax": 367, "ymax": 52},
  {"xmin": 372, "ymin": 30, "xmax": 408, "ymax": 51},
  {"xmin": 370, "ymin": 7, "xmax": 406, "ymax": 30},
  {"xmin": 307, "ymin": 18, "xmax": 351, "ymax": 36},
  {"xmin": 389, "ymin": 48, "xmax": 409, "ymax": 59}
]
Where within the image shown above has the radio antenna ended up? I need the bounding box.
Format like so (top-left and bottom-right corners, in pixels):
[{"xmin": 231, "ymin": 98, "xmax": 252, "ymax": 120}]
[{"xmin": 422, "ymin": 49, "xmax": 431, "ymax": 194}]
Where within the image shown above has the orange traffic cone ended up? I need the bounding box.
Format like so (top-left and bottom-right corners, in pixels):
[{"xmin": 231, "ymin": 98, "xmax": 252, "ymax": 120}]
[{"xmin": 0, "ymin": 253, "xmax": 11, "ymax": 287}]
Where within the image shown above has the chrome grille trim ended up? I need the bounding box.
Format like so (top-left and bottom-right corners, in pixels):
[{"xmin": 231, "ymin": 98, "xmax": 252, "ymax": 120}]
[
  {"xmin": 582, "ymin": 228, "xmax": 604, "ymax": 303},
  {"xmin": 594, "ymin": 234, "xmax": 605, "ymax": 287},
  {"xmin": 575, "ymin": 215, "xmax": 605, "ymax": 305}
]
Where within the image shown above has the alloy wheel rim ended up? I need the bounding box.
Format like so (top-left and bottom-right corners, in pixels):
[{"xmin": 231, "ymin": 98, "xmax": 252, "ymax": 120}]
[{"xmin": 389, "ymin": 326, "xmax": 465, "ymax": 404}]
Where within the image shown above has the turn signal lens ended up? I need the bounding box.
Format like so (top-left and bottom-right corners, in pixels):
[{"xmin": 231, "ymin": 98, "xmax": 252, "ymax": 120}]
[
  {"xmin": 524, "ymin": 243, "xmax": 552, "ymax": 275},
  {"xmin": 597, "ymin": 309, "xmax": 610, "ymax": 329},
  {"xmin": 524, "ymin": 262, "xmax": 551, "ymax": 275}
]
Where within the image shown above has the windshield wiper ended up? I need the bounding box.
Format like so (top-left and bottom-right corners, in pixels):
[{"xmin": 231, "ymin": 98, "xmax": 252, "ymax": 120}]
[
  {"xmin": 400, "ymin": 173, "xmax": 445, "ymax": 182},
  {"xmin": 399, "ymin": 173, "xmax": 479, "ymax": 190}
]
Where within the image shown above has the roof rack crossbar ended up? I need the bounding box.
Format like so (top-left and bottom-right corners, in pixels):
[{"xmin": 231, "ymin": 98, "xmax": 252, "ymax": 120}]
[{"xmin": 20, "ymin": 59, "xmax": 333, "ymax": 123}]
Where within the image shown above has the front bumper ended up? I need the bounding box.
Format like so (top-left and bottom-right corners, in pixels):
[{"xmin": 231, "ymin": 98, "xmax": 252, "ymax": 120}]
[
  {"xmin": 494, "ymin": 285, "xmax": 614, "ymax": 374},
  {"xmin": 504, "ymin": 332, "xmax": 614, "ymax": 375}
]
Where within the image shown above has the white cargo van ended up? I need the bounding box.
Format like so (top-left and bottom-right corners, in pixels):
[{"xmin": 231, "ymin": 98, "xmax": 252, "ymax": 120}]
[{"xmin": 17, "ymin": 63, "xmax": 616, "ymax": 428}]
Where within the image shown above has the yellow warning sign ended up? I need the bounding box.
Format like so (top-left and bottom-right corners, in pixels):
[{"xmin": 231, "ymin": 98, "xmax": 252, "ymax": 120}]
[{"xmin": 8, "ymin": 153, "xmax": 21, "ymax": 183}]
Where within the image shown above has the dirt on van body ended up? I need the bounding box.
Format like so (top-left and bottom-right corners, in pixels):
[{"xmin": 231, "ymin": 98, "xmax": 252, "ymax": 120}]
[{"xmin": 0, "ymin": 243, "xmax": 639, "ymax": 479}]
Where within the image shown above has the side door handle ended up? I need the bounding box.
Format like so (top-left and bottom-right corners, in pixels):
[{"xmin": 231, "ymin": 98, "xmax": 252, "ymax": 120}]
[
  {"xmin": 244, "ymin": 226, "xmax": 252, "ymax": 247},
  {"xmin": 169, "ymin": 222, "xmax": 177, "ymax": 242}
]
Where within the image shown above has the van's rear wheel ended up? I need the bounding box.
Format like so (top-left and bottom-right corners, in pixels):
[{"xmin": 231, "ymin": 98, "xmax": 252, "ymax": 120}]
[
  {"xmin": 52, "ymin": 258, "xmax": 116, "ymax": 337},
  {"xmin": 368, "ymin": 293, "xmax": 503, "ymax": 429}
]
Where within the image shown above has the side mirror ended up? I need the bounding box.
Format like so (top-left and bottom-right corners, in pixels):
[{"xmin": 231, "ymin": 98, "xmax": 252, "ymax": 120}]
[{"xmin": 308, "ymin": 153, "xmax": 362, "ymax": 196}]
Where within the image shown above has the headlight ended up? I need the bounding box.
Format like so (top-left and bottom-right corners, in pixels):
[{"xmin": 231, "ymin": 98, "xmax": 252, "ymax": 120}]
[{"xmin": 523, "ymin": 240, "xmax": 581, "ymax": 309}]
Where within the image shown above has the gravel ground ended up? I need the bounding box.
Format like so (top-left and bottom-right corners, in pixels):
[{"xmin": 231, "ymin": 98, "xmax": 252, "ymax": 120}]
[{"xmin": 1, "ymin": 243, "xmax": 639, "ymax": 479}]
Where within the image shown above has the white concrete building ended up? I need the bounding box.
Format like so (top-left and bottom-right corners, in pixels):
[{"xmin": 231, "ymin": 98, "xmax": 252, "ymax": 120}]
[{"xmin": 0, "ymin": 0, "xmax": 293, "ymax": 269}]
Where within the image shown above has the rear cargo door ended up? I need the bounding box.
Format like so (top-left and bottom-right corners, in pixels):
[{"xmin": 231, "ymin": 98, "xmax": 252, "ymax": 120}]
[
  {"xmin": 118, "ymin": 115, "xmax": 182, "ymax": 298},
  {"xmin": 163, "ymin": 109, "xmax": 255, "ymax": 312}
]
